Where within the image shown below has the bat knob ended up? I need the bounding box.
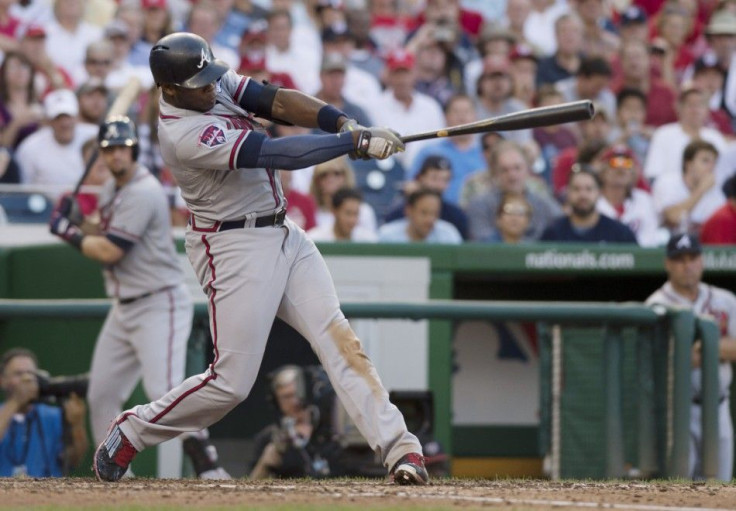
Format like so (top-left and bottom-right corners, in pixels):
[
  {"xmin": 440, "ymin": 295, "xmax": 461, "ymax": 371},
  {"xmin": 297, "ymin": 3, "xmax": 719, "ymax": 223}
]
[{"xmin": 584, "ymin": 100, "xmax": 596, "ymax": 119}]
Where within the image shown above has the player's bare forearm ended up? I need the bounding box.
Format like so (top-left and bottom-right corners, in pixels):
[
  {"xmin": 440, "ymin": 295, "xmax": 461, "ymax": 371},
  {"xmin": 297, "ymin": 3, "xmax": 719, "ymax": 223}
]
[
  {"xmin": 271, "ymin": 89, "xmax": 346, "ymax": 130},
  {"xmin": 80, "ymin": 236, "xmax": 125, "ymax": 265},
  {"xmin": 719, "ymin": 337, "xmax": 736, "ymax": 362}
]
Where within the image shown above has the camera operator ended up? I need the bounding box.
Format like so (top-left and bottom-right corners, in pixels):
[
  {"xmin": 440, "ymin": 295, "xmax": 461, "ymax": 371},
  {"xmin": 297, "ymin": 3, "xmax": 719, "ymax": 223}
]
[
  {"xmin": 0, "ymin": 349, "xmax": 88, "ymax": 477},
  {"xmin": 249, "ymin": 365, "xmax": 344, "ymax": 479}
]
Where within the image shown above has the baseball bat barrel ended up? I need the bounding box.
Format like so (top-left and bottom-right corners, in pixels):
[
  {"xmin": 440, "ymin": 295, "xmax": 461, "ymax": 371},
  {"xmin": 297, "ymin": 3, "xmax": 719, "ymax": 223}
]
[{"xmin": 400, "ymin": 100, "xmax": 595, "ymax": 144}]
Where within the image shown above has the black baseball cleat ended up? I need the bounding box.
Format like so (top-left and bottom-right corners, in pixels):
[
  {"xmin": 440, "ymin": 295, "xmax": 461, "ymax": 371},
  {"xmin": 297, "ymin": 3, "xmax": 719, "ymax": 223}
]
[
  {"xmin": 391, "ymin": 453, "xmax": 429, "ymax": 485},
  {"xmin": 182, "ymin": 436, "xmax": 232, "ymax": 480},
  {"xmin": 94, "ymin": 424, "xmax": 138, "ymax": 482}
]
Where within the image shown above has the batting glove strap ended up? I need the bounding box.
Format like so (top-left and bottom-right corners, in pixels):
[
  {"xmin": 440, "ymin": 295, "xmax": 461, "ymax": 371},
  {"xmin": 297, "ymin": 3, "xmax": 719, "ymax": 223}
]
[
  {"xmin": 354, "ymin": 130, "xmax": 372, "ymax": 159},
  {"xmin": 344, "ymin": 120, "xmax": 370, "ymax": 160}
]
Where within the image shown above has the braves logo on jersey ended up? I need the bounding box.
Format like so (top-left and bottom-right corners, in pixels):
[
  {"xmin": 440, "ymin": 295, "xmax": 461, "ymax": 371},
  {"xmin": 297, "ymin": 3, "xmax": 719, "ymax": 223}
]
[{"xmin": 199, "ymin": 125, "xmax": 227, "ymax": 148}]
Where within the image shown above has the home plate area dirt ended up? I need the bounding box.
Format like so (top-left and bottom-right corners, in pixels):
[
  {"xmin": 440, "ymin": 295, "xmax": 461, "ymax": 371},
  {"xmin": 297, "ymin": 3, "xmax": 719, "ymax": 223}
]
[{"xmin": 2, "ymin": 478, "xmax": 736, "ymax": 510}]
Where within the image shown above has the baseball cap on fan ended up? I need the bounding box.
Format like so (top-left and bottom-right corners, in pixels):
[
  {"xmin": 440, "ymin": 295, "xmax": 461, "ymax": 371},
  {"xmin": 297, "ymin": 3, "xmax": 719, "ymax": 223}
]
[
  {"xmin": 322, "ymin": 24, "xmax": 351, "ymax": 44},
  {"xmin": 44, "ymin": 88, "xmax": 78, "ymax": 119},
  {"xmin": 77, "ymin": 77, "xmax": 109, "ymax": 97},
  {"xmin": 599, "ymin": 144, "xmax": 637, "ymax": 170},
  {"xmin": 104, "ymin": 19, "xmax": 129, "ymax": 40},
  {"xmin": 321, "ymin": 52, "xmax": 347, "ymax": 72},
  {"xmin": 620, "ymin": 5, "xmax": 648, "ymax": 26},
  {"xmin": 666, "ymin": 233, "xmax": 702, "ymax": 259},
  {"xmin": 705, "ymin": 10, "xmax": 736, "ymax": 36},
  {"xmin": 693, "ymin": 52, "xmax": 724, "ymax": 75},
  {"xmin": 242, "ymin": 19, "xmax": 268, "ymax": 44},
  {"xmin": 142, "ymin": 0, "xmax": 167, "ymax": 9},
  {"xmin": 386, "ymin": 49, "xmax": 414, "ymax": 71},
  {"xmin": 418, "ymin": 155, "xmax": 452, "ymax": 175},
  {"xmin": 509, "ymin": 44, "xmax": 537, "ymax": 63}
]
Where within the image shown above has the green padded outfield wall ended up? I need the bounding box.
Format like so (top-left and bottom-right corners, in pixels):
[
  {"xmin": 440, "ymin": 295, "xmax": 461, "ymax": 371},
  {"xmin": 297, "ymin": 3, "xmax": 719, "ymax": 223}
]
[{"xmin": 2, "ymin": 242, "xmax": 736, "ymax": 477}]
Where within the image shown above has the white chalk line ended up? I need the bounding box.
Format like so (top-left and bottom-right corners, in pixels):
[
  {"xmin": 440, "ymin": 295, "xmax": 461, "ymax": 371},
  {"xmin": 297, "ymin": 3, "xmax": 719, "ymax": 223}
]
[{"xmin": 201, "ymin": 484, "xmax": 733, "ymax": 511}]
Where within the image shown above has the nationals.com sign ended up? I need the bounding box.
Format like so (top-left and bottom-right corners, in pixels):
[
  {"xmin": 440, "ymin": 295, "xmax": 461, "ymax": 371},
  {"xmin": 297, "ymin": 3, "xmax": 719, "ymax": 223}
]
[{"xmin": 525, "ymin": 250, "xmax": 636, "ymax": 270}]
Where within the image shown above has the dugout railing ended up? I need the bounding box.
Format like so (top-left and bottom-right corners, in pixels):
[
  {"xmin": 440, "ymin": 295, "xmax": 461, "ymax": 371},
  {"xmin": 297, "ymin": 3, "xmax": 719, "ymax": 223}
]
[{"xmin": 0, "ymin": 299, "xmax": 719, "ymax": 480}]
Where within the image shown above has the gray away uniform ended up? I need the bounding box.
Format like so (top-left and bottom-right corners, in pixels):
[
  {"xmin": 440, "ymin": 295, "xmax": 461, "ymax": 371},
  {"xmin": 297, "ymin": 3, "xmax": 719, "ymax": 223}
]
[
  {"xmin": 87, "ymin": 165, "xmax": 194, "ymax": 445},
  {"xmin": 646, "ymin": 282, "xmax": 735, "ymax": 481},
  {"xmin": 114, "ymin": 70, "xmax": 421, "ymax": 471}
]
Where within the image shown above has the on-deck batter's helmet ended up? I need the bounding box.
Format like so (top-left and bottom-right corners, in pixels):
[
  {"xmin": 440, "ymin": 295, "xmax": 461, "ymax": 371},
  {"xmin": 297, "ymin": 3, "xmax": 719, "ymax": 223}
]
[
  {"xmin": 99, "ymin": 115, "xmax": 139, "ymax": 160},
  {"xmin": 149, "ymin": 32, "xmax": 229, "ymax": 88}
]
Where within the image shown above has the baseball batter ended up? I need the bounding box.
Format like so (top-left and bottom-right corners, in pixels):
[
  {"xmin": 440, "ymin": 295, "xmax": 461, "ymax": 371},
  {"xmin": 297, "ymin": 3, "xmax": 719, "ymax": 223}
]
[
  {"xmin": 49, "ymin": 116, "xmax": 228, "ymax": 479},
  {"xmin": 91, "ymin": 33, "xmax": 427, "ymax": 485},
  {"xmin": 646, "ymin": 233, "xmax": 736, "ymax": 481}
]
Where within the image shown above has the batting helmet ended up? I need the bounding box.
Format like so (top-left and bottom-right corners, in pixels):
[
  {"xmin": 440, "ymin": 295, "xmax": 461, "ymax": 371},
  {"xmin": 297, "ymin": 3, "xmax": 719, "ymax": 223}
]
[
  {"xmin": 99, "ymin": 115, "xmax": 139, "ymax": 160},
  {"xmin": 149, "ymin": 32, "xmax": 229, "ymax": 88}
]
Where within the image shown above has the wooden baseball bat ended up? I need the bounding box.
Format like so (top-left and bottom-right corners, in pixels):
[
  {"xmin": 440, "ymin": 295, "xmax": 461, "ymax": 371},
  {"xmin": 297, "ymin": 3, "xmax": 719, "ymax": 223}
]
[
  {"xmin": 105, "ymin": 76, "xmax": 141, "ymax": 121},
  {"xmin": 400, "ymin": 100, "xmax": 595, "ymax": 144},
  {"xmin": 71, "ymin": 77, "xmax": 142, "ymax": 197}
]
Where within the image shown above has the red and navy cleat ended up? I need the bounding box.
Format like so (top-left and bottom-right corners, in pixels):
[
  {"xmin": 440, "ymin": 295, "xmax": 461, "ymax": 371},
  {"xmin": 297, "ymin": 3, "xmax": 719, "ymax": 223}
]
[
  {"xmin": 93, "ymin": 424, "xmax": 138, "ymax": 482},
  {"xmin": 391, "ymin": 453, "xmax": 429, "ymax": 485}
]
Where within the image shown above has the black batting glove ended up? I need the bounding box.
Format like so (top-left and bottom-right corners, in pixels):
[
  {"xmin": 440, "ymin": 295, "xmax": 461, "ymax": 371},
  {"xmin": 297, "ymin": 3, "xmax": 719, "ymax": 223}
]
[
  {"xmin": 56, "ymin": 195, "xmax": 84, "ymax": 226},
  {"xmin": 49, "ymin": 201, "xmax": 84, "ymax": 250}
]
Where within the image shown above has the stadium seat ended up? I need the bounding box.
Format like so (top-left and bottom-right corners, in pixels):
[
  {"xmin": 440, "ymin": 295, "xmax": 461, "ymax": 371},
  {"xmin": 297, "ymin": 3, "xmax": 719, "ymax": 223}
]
[{"xmin": 0, "ymin": 193, "xmax": 53, "ymax": 223}]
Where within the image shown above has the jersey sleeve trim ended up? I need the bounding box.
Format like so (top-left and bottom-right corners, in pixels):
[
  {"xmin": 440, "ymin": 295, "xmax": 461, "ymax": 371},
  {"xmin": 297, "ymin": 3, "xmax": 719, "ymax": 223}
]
[
  {"xmin": 229, "ymin": 130, "xmax": 250, "ymax": 169},
  {"xmin": 105, "ymin": 233, "xmax": 135, "ymax": 252},
  {"xmin": 233, "ymin": 76, "xmax": 248, "ymax": 103}
]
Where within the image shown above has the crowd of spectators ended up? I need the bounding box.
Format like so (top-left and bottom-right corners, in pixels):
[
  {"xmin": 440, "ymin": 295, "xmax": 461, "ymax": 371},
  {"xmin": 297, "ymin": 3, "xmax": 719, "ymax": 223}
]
[{"xmin": 0, "ymin": 0, "xmax": 734, "ymax": 247}]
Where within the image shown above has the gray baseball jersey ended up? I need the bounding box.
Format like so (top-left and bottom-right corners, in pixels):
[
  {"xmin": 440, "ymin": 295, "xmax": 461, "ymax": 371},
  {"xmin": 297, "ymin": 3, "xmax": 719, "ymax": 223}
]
[
  {"xmin": 98, "ymin": 165, "xmax": 184, "ymax": 299},
  {"xmin": 114, "ymin": 70, "xmax": 422, "ymax": 473},
  {"xmin": 157, "ymin": 70, "xmax": 285, "ymax": 224},
  {"xmin": 645, "ymin": 282, "xmax": 735, "ymax": 481}
]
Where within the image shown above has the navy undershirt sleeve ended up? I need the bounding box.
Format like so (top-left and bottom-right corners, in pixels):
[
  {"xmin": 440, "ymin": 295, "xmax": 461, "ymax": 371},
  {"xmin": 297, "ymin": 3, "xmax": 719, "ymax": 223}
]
[
  {"xmin": 239, "ymin": 79, "xmax": 264, "ymax": 112},
  {"xmin": 236, "ymin": 132, "xmax": 354, "ymax": 170},
  {"xmin": 105, "ymin": 233, "xmax": 134, "ymax": 252}
]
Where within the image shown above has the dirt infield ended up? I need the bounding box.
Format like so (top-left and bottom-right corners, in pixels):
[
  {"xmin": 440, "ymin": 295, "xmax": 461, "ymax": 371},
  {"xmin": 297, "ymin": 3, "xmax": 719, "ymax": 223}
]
[{"xmin": 2, "ymin": 478, "xmax": 736, "ymax": 510}]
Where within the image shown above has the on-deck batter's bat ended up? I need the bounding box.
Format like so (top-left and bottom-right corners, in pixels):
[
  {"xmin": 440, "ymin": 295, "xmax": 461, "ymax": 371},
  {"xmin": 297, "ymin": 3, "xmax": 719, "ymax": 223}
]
[
  {"xmin": 71, "ymin": 76, "xmax": 142, "ymax": 197},
  {"xmin": 400, "ymin": 100, "xmax": 595, "ymax": 144}
]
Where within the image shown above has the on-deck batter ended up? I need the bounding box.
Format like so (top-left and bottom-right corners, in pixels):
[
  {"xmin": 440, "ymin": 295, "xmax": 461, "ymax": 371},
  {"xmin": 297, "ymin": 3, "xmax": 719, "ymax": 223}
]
[
  {"xmin": 88, "ymin": 33, "xmax": 428, "ymax": 485},
  {"xmin": 646, "ymin": 233, "xmax": 736, "ymax": 481},
  {"xmin": 49, "ymin": 116, "xmax": 229, "ymax": 479}
]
